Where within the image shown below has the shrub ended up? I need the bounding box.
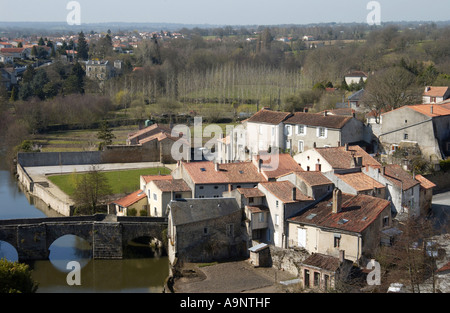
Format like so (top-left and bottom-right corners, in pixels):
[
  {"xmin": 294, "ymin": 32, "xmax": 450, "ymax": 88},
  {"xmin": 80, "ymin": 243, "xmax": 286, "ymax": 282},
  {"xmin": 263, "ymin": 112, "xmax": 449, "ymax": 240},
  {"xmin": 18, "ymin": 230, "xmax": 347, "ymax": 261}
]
[
  {"xmin": 0, "ymin": 258, "xmax": 38, "ymax": 293},
  {"xmin": 139, "ymin": 209, "xmax": 148, "ymax": 216},
  {"xmin": 127, "ymin": 208, "xmax": 137, "ymax": 216}
]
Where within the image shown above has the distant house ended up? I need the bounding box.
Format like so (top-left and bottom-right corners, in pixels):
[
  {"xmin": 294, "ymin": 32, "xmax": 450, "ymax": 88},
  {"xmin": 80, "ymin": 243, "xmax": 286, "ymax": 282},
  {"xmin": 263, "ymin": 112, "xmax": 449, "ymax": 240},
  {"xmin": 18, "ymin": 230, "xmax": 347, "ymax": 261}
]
[
  {"xmin": 347, "ymin": 89, "xmax": 365, "ymax": 111},
  {"xmin": 0, "ymin": 48, "xmax": 28, "ymax": 59},
  {"xmin": 277, "ymin": 170, "xmax": 334, "ymax": 200},
  {"xmin": 0, "ymin": 68, "xmax": 17, "ymax": 90},
  {"xmin": 85, "ymin": 60, "xmax": 122, "ymax": 81},
  {"xmin": 423, "ymin": 86, "xmax": 450, "ymax": 104},
  {"xmin": 288, "ymin": 189, "xmax": 392, "ymax": 262},
  {"xmin": 379, "ymin": 103, "xmax": 450, "ymax": 160},
  {"xmin": 283, "ymin": 111, "xmax": 365, "ymax": 154},
  {"xmin": 166, "ymin": 198, "xmax": 244, "ymax": 264},
  {"xmin": 252, "ymin": 153, "xmax": 303, "ymax": 181},
  {"xmin": 108, "ymin": 189, "xmax": 147, "ymax": 216},
  {"xmin": 344, "ymin": 71, "xmax": 368, "ymax": 86}
]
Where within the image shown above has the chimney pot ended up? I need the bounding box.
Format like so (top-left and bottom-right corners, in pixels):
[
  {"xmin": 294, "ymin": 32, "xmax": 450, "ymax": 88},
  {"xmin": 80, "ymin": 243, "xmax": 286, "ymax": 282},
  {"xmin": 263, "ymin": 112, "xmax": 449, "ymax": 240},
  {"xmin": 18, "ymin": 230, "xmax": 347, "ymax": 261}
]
[
  {"xmin": 292, "ymin": 187, "xmax": 296, "ymax": 201},
  {"xmin": 215, "ymin": 163, "xmax": 219, "ymax": 171},
  {"xmin": 332, "ymin": 188, "xmax": 342, "ymax": 214},
  {"xmin": 345, "ymin": 143, "xmax": 349, "ymax": 151}
]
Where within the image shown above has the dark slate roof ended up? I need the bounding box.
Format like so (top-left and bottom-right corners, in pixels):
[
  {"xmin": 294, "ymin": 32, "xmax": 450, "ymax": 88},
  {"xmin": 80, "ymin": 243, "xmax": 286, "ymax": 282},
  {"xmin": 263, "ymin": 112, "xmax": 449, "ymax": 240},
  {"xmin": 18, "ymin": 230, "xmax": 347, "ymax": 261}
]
[
  {"xmin": 168, "ymin": 198, "xmax": 240, "ymax": 226},
  {"xmin": 348, "ymin": 89, "xmax": 365, "ymax": 101}
]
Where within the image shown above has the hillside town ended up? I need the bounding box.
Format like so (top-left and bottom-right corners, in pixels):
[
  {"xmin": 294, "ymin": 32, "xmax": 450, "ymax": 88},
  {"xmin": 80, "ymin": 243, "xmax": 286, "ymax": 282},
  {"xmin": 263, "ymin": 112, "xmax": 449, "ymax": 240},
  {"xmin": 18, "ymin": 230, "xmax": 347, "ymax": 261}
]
[{"xmin": 1, "ymin": 22, "xmax": 450, "ymax": 295}]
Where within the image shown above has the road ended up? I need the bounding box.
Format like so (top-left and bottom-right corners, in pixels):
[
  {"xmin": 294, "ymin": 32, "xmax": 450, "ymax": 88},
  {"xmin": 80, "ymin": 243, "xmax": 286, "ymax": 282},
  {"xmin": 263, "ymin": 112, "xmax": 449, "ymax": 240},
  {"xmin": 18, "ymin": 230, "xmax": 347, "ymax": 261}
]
[{"xmin": 431, "ymin": 190, "xmax": 450, "ymax": 233}]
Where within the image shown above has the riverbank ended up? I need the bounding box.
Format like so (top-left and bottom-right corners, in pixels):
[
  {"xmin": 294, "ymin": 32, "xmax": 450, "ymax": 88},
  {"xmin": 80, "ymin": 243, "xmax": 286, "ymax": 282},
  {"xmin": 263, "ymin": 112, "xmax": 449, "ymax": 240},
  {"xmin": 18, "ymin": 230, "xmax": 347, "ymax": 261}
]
[{"xmin": 170, "ymin": 259, "xmax": 296, "ymax": 293}]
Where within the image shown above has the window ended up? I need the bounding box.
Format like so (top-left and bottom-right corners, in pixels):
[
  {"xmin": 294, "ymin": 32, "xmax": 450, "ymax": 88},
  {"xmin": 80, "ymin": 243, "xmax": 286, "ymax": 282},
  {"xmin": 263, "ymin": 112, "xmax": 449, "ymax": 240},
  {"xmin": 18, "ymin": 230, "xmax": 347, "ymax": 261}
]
[
  {"xmin": 404, "ymin": 133, "xmax": 408, "ymax": 140},
  {"xmin": 226, "ymin": 224, "xmax": 234, "ymax": 237},
  {"xmin": 203, "ymin": 227, "xmax": 209, "ymax": 235},
  {"xmin": 276, "ymin": 200, "xmax": 279, "ymax": 208},
  {"xmin": 259, "ymin": 125, "xmax": 263, "ymax": 135},
  {"xmin": 285, "ymin": 125, "xmax": 292, "ymax": 136},
  {"xmin": 297, "ymin": 125, "xmax": 305, "ymax": 135},
  {"xmin": 298, "ymin": 140, "xmax": 304, "ymax": 153},
  {"xmin": 317, "ymin": 127, "xmax": 327, "ymax": 138},
  {"xmin": 314, "ymin": 272, "xmax": 320, "ymax": 287},
  {"xmin": 271, "ymin": 126, "xmax": 275, "ymax": 137},
  {"xmin": 258, "ymin": 212, "xmax": 264, "ymax": 223},
  {"xmin": 383, "ymin": 216, "xmax": 389, "ymax": 227},
  {"xmin": 275, "ymin": 214, "xmax": 280, "ymax": 226},
  {"xmin": 199, "ymin": 195, "xmax": 205, "ymax": 198},
  {"xmin": 199, "ymin": 186, "xmax": 204, "ymax": 189},
  {"xmin": 286, "ymin": 140, "xmax": 291, "ymax": 149},
  {"xmin": 153, "ymin": 193, "xmax": 157, "ymax": 201},
  {"xmin": 334, "ymin": 234, "xmax": 341, "ymax": 248},
  {"xmin": 249, "ymin": 197, "xmax": 254, "ymax": 204},
  {"xmin": 154, "ymin": 207, "xmax": 157, "ymax": 216},
  {"xmin": 175, "ymin": 194, "xmax": 182, "ymax": 199},
  {"xmin": 214, "ymin": 186, "xmax": 219, "ymax": 189}
]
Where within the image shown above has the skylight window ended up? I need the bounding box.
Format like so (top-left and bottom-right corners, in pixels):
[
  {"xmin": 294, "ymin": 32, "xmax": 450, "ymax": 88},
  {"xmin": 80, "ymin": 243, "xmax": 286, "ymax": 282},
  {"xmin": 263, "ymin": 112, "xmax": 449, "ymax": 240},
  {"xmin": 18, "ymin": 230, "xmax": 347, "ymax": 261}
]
[
  {"xmin": 200, "ymin": 168, "xmax": 206, "ymax": 172},
  {"xmin": 306, "ymin": 213, "xmax": 317, "ymax": 220},
  {"xmin": 338, "ymin": 218, "xmax": 349, "ymax": 225}
]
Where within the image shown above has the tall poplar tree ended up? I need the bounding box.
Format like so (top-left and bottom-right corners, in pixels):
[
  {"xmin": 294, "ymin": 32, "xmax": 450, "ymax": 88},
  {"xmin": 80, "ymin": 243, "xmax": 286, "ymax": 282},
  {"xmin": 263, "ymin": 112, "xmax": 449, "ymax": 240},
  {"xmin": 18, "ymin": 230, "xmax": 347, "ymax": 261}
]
[{"xmin": 77, "ymin": 31, "xmax": 89, "ymax": 60}]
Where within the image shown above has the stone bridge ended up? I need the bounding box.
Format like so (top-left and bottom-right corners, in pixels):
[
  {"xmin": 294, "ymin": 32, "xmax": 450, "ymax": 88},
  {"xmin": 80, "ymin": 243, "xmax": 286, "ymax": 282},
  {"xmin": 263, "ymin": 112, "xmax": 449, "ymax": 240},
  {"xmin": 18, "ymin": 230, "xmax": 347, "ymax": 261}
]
[{"xmin": 0, "ymin": 214, "xmax": 168, "ymax": 261}]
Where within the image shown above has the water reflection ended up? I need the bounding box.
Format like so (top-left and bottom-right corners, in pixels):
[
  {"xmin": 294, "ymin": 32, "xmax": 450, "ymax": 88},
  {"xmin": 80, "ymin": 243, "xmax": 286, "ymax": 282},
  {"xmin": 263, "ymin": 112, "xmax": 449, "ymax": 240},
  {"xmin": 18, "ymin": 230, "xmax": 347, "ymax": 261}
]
[{"xmin": 48, "ymin": 235, "xmax": 92, "ymax": 272}]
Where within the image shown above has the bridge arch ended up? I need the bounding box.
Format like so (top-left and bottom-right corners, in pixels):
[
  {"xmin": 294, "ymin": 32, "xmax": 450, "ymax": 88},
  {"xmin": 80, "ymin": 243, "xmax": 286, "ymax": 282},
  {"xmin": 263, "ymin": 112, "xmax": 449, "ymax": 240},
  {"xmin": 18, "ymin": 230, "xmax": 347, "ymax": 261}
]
[{"xmin": 0, "ymin": 240, "xmax": 19, "ymax": 262}]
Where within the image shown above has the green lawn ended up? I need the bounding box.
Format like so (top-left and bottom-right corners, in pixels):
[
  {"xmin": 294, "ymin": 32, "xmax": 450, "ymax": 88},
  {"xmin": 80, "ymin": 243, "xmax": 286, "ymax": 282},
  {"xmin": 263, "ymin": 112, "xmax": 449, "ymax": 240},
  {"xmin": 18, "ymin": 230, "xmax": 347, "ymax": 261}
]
[{"xmin": 48, "ymin": 167, "xmax": 171, "ymax": 196}]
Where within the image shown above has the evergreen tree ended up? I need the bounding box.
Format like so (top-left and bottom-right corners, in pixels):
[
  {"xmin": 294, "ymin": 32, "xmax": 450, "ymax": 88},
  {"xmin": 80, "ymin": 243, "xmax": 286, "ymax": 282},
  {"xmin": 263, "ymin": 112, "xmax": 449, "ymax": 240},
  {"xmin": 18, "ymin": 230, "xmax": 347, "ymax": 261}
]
[
  {"xmin": 38, "ymin": 37, "xmax": 45, "ymax": 46},
  {"xmin": 77, "ymin": 31, "xmax": 89, "ymax": 60},
  {"xmin": 97, "ymin": 120, "xmax": 116, "ymax": 150}
]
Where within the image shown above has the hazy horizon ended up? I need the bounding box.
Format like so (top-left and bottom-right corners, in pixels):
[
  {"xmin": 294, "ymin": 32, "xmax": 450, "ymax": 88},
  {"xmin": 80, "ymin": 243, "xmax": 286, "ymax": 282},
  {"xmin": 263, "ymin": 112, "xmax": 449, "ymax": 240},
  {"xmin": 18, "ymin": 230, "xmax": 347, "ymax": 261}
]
[{"xmin": 1, "ymin": 0, "xmax": 450, "ymax": 26}]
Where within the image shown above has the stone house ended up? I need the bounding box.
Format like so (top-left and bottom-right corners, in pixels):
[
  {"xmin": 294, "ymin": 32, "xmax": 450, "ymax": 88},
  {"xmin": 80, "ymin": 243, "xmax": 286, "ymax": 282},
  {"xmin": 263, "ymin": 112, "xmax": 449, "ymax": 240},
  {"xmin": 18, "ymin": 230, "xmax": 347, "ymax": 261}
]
[
  {"xmin": 364, "ymin": 165, "xmax": 421, "ymax": 219},
  {"xmin": 283, "ymin": 112, "xmax": 365, "ymax": 154},
  {"xmin": 414, "ymin": 174, "xmax": 436, "ymax": 216},
  {"xmin": 257, "ymin": 180, "xmax": 314, "ymax": 248},
  {"xmin": 252, "ymin": 153, "xmax": 303, "ymax": 181},
  {"xmin": 140, "ymin": 175, "xmax": 192, "ymax": 217},
  {"xmin": 324, "ymin": 169, "xmax": 386, "ymax": 198},
  {"xmin": 172, "ymin": 161, "xmax": 266, "ymax": 199},
  {"xmin": 422, "ymin": 86, "xmax": 450, "ymax": 104},
  {"xmin": 287, "ymin": 189, "xmax": 392, "ymax": 263},
  {"xmin": 299, "ymin": 251, "xmax": 353, "ymax": 291},
  {"xmin": 85, "ymin": 60, "xmax": 122, "ymax": 81},
  {"xmin": 344, "ymin": 71, "xmax": 367, "ymax": 86},
  {"xmin": 379, "ymin": 103, "xmax": 450, "ymax": 160},
  {"xmin": 166, "ymin": 198, "xmax": 245, "ymax": 265},
  {"xmin": 294, "ymin": 144, "xmax": 381, "ymax": 173},
  {"xmin": 108, "ymin": 189, "xmax": 148, "ymax": 216},
  {"xmin": 276, "ymin": 170, "xmax": 334, "ymax": 200},
  {"xmin": 243, "ymin": 108, "xmax": 292, "ymax": 153}
]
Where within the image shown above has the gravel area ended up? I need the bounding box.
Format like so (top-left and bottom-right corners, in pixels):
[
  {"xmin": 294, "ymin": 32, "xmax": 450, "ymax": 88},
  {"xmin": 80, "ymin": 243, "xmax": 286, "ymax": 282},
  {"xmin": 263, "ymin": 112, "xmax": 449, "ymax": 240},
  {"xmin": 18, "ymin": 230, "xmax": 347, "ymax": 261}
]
[{"xmin": 172, "ymin": 259, "xmax": 295, "ymax": 293}]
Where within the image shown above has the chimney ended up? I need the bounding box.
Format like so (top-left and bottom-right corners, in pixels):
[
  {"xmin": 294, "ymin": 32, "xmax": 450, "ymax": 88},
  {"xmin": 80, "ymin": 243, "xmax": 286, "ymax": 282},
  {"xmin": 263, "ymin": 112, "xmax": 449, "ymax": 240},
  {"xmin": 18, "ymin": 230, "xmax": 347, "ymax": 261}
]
[
  {"xmin": 431, "ymin": 105, "xmax": 433, "ymax": 114},
  {"xmin": 323, "ymin": 110, "xmax": 328, "ymax": 116},
  {"xmin": 292, "ymin": 187, "xmax": 296, "ymax": 201},
  {"xmin": 228, "ymin": 184, "xmax": 232, "ymax": 192},
  {"xmin": 345, "ymin": 143, "xmax": 349, "ymax": 151},
  {"xmin": 425, "ymin": 86, "xmax": 431, "ymax": 92},
  {"xmin": 215, "ymin": 163, "xmax": 219, "ymax": 172},
  {"xmin": 332, "ymin": 188, "xmax": 342, "ymax": 214},
  {"xmin": 258, "ymin": 158, "xmax": 263, "ymax": 173},
  {"xmin": 380, "ymin": 166, "xmax": 385, "ymax": 176}
]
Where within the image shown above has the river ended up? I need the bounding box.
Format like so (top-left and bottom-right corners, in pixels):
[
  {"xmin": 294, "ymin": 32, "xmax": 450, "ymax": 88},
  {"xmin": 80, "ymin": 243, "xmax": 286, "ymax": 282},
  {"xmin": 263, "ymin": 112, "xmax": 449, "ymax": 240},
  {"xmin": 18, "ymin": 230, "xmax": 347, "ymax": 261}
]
[{"xmin": 0, "ymin": 151, "xmax": 169, "ymax": 293}]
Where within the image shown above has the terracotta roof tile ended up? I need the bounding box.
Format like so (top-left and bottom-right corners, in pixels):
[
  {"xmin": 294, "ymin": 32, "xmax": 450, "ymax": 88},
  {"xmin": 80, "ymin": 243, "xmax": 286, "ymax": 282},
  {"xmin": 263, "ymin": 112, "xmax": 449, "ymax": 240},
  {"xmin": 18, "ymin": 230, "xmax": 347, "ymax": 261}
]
[
  {"xmin": 293, "ymin": 171, "xmax": 333, "ymax": 186},
  {"xmin": 315, "ymin": 145, "xmax": 381, "ymax": 170},
  {"xmin": 246, "ymin": 108, "xmax": 292, "ymax": 124},
  {"xmin": 142, "ymin": 174, "xmax": 173, "ymax": 184},
  {"xmin": 383, "ymin": 164, "xmax": 419, "ymax": 190},
  {"xmin": 335, "ymin": 172, "xmax": 385, "ymax": 192},
  {"xmin": 256, "ymin": 153, "xmax": 303, "ymax": 179},
  {"xmin": 423, "ymin": 86, "xmax": 449, "ymax": 97},
  {"xmin": 113, "ymin": 190, "xmax": 146, "ymax": 208},
  {"xmin": 260, "ymin": 181, "xmax": 313, "ymax": 203},
  {"xmin": 408, "ymin": 104, "xmax": 450, "ymax": 117},
  {"xmin": 301, "ymin": 253, "xmax": 341, "ymax": 272},
  {"xmin": 237, "ymin": 188, "xmax": 265, "ymax": 198},
  {"xmin": 151, "ymin": 179, "xmax": 191, "ymax": 192},
  {"xmin": 414, "ymin": 174, "xmax": 436, "ymax": 189},
  {"xmin": 289, "ymin": 192, "xmax": 391, "ymax": 233},
  {"xmin": 284, "ymin": 112, "xmax": 352, "ymax": 129},
  {"xmin": 246, "ymin": 204, "xmax": 269, "ymax": 213}
]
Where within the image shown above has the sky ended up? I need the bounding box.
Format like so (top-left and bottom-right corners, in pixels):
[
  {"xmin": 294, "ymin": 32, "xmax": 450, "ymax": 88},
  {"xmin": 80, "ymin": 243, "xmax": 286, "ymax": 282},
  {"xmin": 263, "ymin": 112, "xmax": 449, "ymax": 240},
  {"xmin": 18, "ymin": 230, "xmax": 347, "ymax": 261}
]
[{"xmin": 1, "ymin": 0, "xmax": 449, "ymax": 26}]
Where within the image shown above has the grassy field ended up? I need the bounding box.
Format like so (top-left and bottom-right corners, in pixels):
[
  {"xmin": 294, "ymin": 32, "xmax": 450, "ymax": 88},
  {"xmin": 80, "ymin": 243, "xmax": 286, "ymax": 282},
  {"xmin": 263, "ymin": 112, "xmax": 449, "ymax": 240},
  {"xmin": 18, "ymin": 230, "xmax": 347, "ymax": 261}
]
[{"xmin": 48, "ymin": 167, "xmax": 171, "ymax": 196}]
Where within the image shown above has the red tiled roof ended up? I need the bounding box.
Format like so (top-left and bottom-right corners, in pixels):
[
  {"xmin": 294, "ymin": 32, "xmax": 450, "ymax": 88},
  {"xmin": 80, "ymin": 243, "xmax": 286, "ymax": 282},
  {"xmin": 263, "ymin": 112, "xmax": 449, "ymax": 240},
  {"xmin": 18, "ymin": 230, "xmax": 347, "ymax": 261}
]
[
  {"xmin": 437, "ymin": 261, "xmax": 450, "ymax": 273},
  {"xmin": 289, "ymin": 193, "xmax": 391, "ymax": 233},
  {"xmin": 301, "ymin": 253, "xmax": 341, "ymax": 272},
  {"xmin": 256, "ymin": 153, "xmax": 303, "ymax": 179},
  {"xmin": 113, "ymin": 190, "xmax": 146, "ymax": 208},
  {"xmin": 151, "ymin": 179, "xmax": 191, "ymax": 192},
  {"xmin": 128, "ymin": 123, "xmax": 172, "ymax": 142},
  {"xmin": 423, "ymin": 86, "xmax": 449, "ymax": 97},
  {"xmin": 246, "ymin": 108, "xmax": 292, "ymax": 124},
  {"xmin": 141, "ymin": 174, "xmax": 173, "ymax": 184},
  {"xmin": 315, "ymin": 145, "xmax": 381, "ymax": 170},
  {"xmin": 237, "ymin": 187, "xmax": 265, "ymax": 198},
  {"xmin": 0, "ymin": 48, "xmax": 24, "ymax": 53},
  {"xmin": 284, "ymin": 112, "xmax": 353, "ymax": 129},
  {"xmin": 335, "ymin": 172, "xmax": 385, "ymax": 192},
  {"xmin": 246, "ymin": 204, "xmax": 269, "ymax": 213},
  {"xmin": 259, "ymin": 181, "xmax": 313, "ymax": 203},
  {"xmin": 408, "ymin": 104, "xmax": 450, "ymax": 117},
  {"xmin": 383, "ymin": 164, "xmax": 419, "ymax": 191},
  {"xmin": 414, "ymin": 174, "xmax": 436, "ymax": 189},
  {"xmin": 182, "ymin": 161, "xmax": 266, "ymax": 185},
  {"xmin": 293, "ymin": 171, "xmax": 333, "ymax": 187}
]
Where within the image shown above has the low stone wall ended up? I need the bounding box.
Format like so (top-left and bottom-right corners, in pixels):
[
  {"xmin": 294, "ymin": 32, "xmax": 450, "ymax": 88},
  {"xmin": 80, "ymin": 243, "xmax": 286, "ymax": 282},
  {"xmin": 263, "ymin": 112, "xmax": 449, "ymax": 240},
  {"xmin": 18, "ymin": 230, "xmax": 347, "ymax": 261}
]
[{"xmin": 269, "ymin": 245, "xmax": 309, "ymax": 277}]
